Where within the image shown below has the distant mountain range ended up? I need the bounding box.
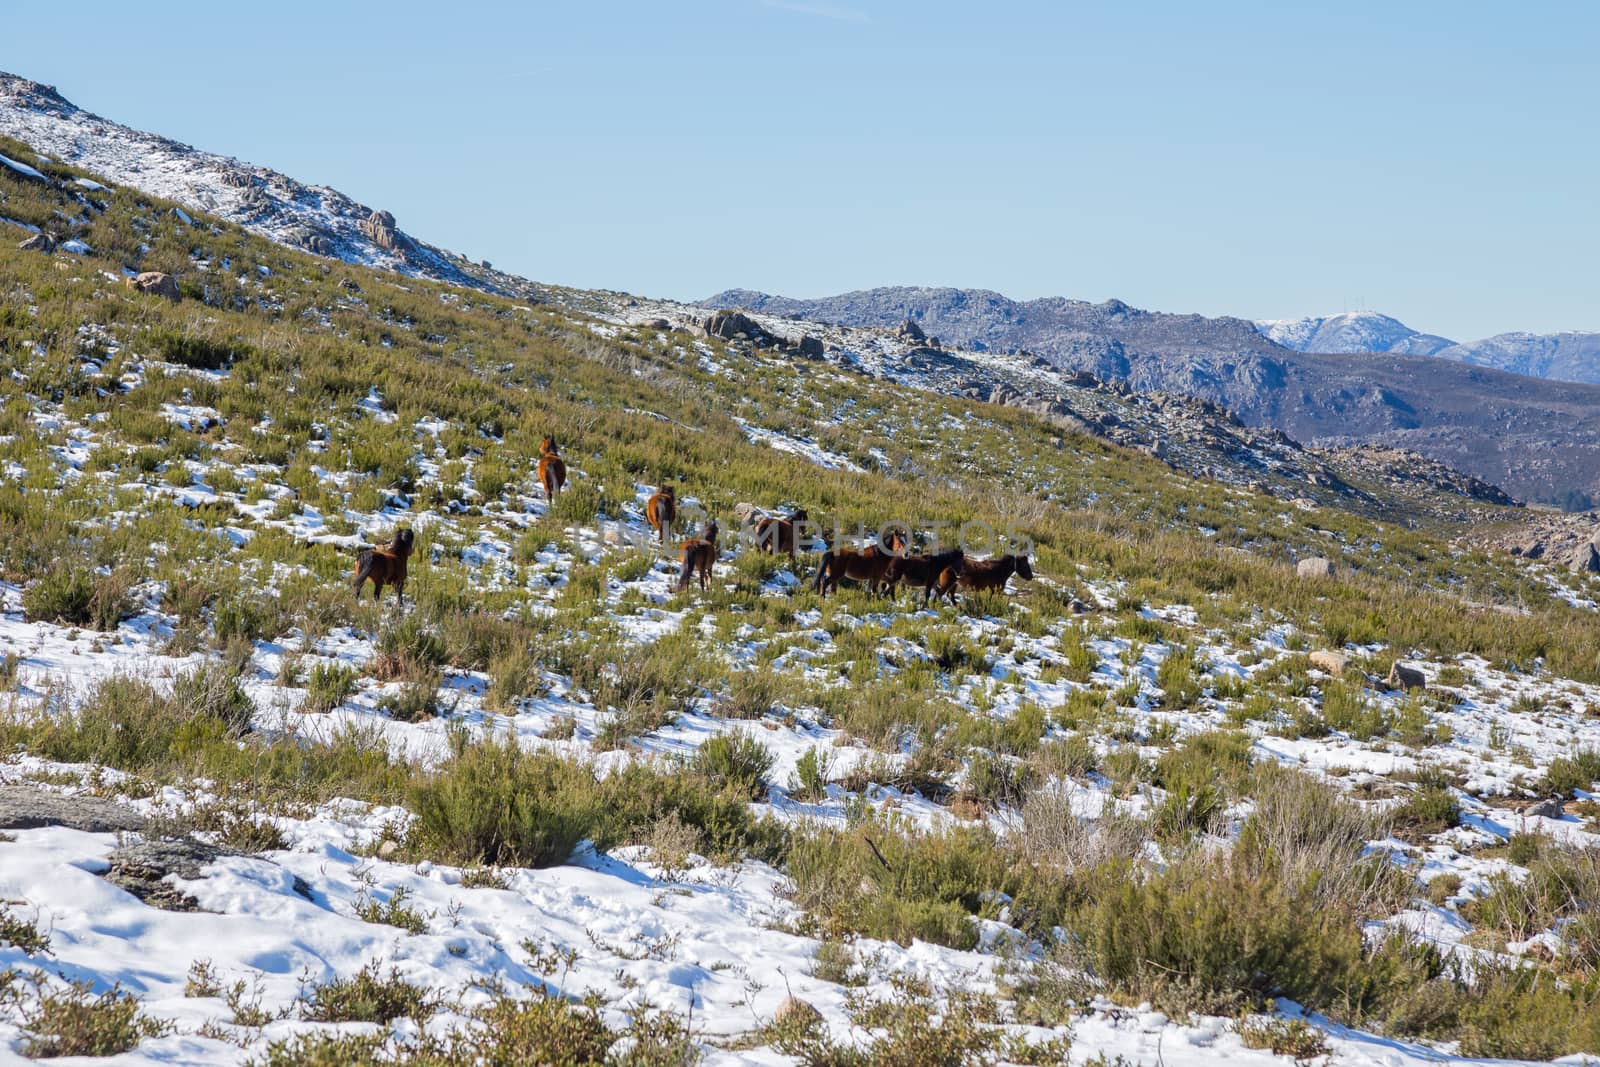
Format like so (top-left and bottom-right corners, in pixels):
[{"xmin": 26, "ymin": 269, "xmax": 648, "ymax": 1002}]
[
  {"xmin": 1258, "ymin": 311, "xmax": 1600, "ymax": 384},
  {"xmin": 704, "ymin": 288, "xmax": 1600, "ymax": 508}
]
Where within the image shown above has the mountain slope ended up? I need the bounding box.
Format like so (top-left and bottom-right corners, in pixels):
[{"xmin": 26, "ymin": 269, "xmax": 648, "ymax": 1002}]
[
  {"xmin": 1433, "ymin": 330, "xmax": 1600, "ymax": 384},
  {"xmin": 0, "ymin": 71, "xmax": 538, "ymax": 300},
  {"xmin": 706, "ymin": 287, "xmax": 1600, "ymax": 507},
  {"xmin": 1255, "ymin": 311, "xmax": 1455, "ymax": 356}
]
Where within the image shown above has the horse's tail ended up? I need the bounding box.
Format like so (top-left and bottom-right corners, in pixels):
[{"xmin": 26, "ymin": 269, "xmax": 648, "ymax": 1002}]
[
  {"xmin": 352, "ymin": 548, "xmax": 376, "ymax": 593},
  {"xmin": 814, "ymin": 550, "xmax": 834, "ymax": 592},
  {"xmin": 676, "ymin": 548, "xmax": 695, "ymax": 593}
]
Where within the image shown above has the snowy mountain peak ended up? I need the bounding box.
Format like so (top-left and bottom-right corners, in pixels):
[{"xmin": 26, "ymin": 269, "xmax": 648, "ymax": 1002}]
[
  {"xmin": 0, "ymin": 71, "xmax": 537, "ymax": 300},
  {"xmin": 1254, "ymin": 311, "xmax": 1456, "ymax": 356}
]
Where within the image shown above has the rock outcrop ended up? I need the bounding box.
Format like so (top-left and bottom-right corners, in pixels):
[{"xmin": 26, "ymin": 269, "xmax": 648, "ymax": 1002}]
[
  {"xmin": 125, "ymin": 271, "xmax": 180, "ymax": 301},
  {"xmin": 0, "ymin": 784, "xmax": 146, "ymax": 833}
]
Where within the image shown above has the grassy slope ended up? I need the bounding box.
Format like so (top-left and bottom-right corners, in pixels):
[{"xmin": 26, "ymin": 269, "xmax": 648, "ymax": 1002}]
[{"xmin": 2, "ymin": 133, "xmax": 1600, "ymax": 1061}]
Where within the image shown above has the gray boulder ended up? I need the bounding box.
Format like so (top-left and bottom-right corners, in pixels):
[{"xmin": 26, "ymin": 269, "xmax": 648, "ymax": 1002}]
[
  {"xmin": 18, "ymin": 232, "xmax": 55, "ymax": 253},
  {"xmin": 1386, "ymin": 661, "xmax": 1427, "ymax": 692},
  {"xmin": 1297, "ymin": 557, "xmax": 1335, "ymax": 579},
  {"xmin": 104, "ymin": 837, "xmax": 225, "ymax": 911},
  {"xmin": 0, "ymin": 785, "xmax": 146, "ymax": 833},
  {"xmin": 125, "ymin": 271, "xmax": 181, "ymax": 301}
]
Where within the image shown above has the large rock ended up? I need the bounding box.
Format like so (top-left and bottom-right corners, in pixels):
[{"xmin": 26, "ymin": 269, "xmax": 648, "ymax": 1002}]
[
  {"xmin": 1297, "ymin": 557, "xmax": 1335, "ymax": 579},
  {"xmin": 104, "ymin": 838, "xmax": 224, "ymax": 911},
  {"xmin": 18, "ymin": 232, "xmax": 55, "ymax": 253},
  {"xmin": 704, "ymin": 309, "xmax": 770, "ymax": 345},
  {"xmin": 796, "ymin": 334, "xmax": 825, "ymax": 360},
  {"xmin": 362, "ymin": 209, "xmax": 411, "ymax": 254},
  {"xmin": 1519, "ymin": 796, "xmax": 1566, "ymax": 819},
  {"xmin": 125, "ymin": 271, "xmax": 181, "ymax": 301},
  {"xmin": 1386, "ymin": 661, "xmax": 1427, "ymax": 692},
  {"xmin": 897, "ymin": 318, "xmax": 926, "ymax": 342},
  {"xmin": 0, "ymin": 785, "xmax": 146, "ymax": 833},
  {"xmin": 1309, "ymin": 650, "xmax": 1350, "ymax": 675},
  {"xmin": 1568, "ymin": 540, "xmax": 1600, "ymax": 574}
]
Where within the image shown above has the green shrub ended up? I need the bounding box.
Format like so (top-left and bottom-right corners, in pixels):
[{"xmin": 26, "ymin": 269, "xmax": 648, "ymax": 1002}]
[
  {"xmin": 692, "ymin": 731, "xmax": 775, "ymax": 800},
  {"xmin": 22, "ymin": 566, "xmax": 134, "ymax": 631},
  {"xmin": 171, "ymin": 662, "xmax": 256, "ymax": 735},
  {"xmin": 1544, "ymin": 748, "xmax": 1600, "ymax": 798},
  {"xmin": 304, "ymin": 661, "xmax": 357, "ymax": 713},
  {"xmin": 298, "ymin": 961, "xmax": 437, "ymax": 1023},
  {"xmin": 20, "ymin": 978, "xmax": 169, "ymax": 1058},
  {"xmin": 408, "ymin": 737, "xmax": 782, "ymax": 868}
]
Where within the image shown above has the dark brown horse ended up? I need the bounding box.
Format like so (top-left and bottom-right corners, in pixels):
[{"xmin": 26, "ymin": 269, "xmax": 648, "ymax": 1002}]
[
  {"xmin": 886, "ymin": 547, "xmax": 966, "ymax": 607},
  {"xmin": 353, "ymin": 528, "xmax": 416, "ymax": 603},
  {"xmin": 753, "ymin": 508, "xmax": 809, "ymax": 558},
  {"xmin": 677, "ymin": 519, "xmax": 720, "ymax": 592},
  {"xmin": 931, "ymin": 553, "xmax": 1033, "ymax": 604},
  {"xmin": 813, "ymin": 529, "xmax": 909, "ymax": 597},
  {"xmin": 537, "ymin": 435, "xmax": 566, "ymax": 504},
  {"xmin": 646, "ymin": 486, "xmax": 677, "ymax": 545}
]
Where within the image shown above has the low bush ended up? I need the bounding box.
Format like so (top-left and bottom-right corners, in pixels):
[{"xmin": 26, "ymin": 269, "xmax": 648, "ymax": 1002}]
[
  {"xmin": 22, "ymin": 565, "xmax": 134, "ymax": 631},
  {"xmin": 303, "ymin": 661, "xmax": 358, "ymax": 714},
  {"xmin": 692, "ymin": 731, "xmax": 775, "ymax": 799},
  {"xmin": 298, "ymin": 960, "xmax": 437, "ymax": 1023},
  {"xmin": 19, "ymin": 978, "xmax": 169, "ymax": 1058}
]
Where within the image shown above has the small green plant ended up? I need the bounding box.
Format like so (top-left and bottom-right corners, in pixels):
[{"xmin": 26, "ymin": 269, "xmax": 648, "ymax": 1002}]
[
  {"xmin": 353, "ymin": 886, "xmax": 429, "ymax": 935},
  {"xmin": 298, "ymin": 960, "xmax": 437, "ymax": 1023},
  {"xmin": 692, "ymin": 731, "xmax": 775, "ymax": 800},
  {"xmin": 303, "ymin": 661, "xmax": 357, "ymax": 713},
  {"xmin": 791, "ymin": 745, "xmax": 833, "ymax": 802},
  {"xmin": 19, "ymin": 977, "xmax": 169, "ymax": 1058},
  {"xmin": 0, "ymin": 904, "xmax": 50, "ymax": 955}
]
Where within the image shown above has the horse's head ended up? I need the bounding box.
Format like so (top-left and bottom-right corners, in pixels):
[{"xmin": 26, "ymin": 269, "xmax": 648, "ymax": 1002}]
[
  {"xmin": 789, "ymin": 508, "xmax": 808, "ymax": 523},
  {"xmin": 1014, "ymin": 554, "xmax": 1034, "ymax": 580},
  {"xmin": 540, "ymin": 434, "xmax": 558, "ymax": 455},
  {"xmin": 881, "ymin": 528, "xmax": 908, "ymax": 554},
  {"xmin": 704, "ymin": 519, "xmax": 719, "ymax": 544},
  {"xmin": 393, "ymin": 527, "xmax": 416, "ymax": 554},
  {"xmin": 661, "ymin": 485, "xmax": 676, "ymax": 499}
]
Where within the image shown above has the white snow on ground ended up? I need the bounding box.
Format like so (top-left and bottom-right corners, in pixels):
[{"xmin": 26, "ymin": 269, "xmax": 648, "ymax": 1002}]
[{"xmin": 734, "ymin": 418, "xmax": 863, "ymax": 473}]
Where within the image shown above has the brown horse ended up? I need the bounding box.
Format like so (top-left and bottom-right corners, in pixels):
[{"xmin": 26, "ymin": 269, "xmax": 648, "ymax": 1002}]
[
  {"xmin": 353, "ymin": 528, "xmax": 416, "ymax": 603},
  {"xmin": 677, "ymin": 519, "xmax": 720, "ymax": 592},
  {"xmin": 886, "ymin": 547, "xmax": 966, "ymax": 607},
  {"xmin": 931, "ymin": 553, "xmax": 1034, "ymax": 604},
  {"xmin": 753, "ymin": 508, "xmax": 809, "ymax": 558},
  {"xmin": 537, "ymin": 435, "xmax": 566, "ymax": 504},
  {"xmin": 814, "ymin": 529, "xmax": 909, "ymax": 597},
  {"xmin": 646, "ymin": 486, "xmax": 677, "ymax": 545}
]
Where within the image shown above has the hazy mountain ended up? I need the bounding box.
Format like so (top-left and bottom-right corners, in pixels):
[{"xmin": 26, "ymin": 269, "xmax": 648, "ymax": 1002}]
[
  {"xmin": 1256, "ymin": 312, "xmax": 1455, "ymax": 356},
  {"xmin": 704, "ymin": 287, "xmax": 1600, "ymax": 508},
  {"xmin": 1434, "ymin": 332, "xmax": 1600, "ymax": 384}
]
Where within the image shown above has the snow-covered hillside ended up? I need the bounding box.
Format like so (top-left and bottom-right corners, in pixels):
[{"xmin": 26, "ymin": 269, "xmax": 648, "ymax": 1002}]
[
  {"xmin": 1255, "ymin": 311, "xmax": 1455, "ymax": 356},
  {"xmin": 0, "ymin": 71, "xmax": 533, "ymax": 301}
]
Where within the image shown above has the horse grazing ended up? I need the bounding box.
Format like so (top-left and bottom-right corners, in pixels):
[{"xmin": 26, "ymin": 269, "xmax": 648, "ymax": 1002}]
[
  {"xmin": 931, "ymin": 553, "xmax": 1034, "ymax": 604},
  {"xmin": 753, "ymin": 508, "xmax": 809, "ymax": 558},
  {"xmin": 886, "ymin": 547, "xmax": 966, "ymax": 607},
  {"xmin": 677, "ymin": 519, "xmax": 720, "ymax": 593},
  {"xmin": 814, "ymin": 529, "xmax": 909, "ymax": 598},
  {"xmin": 646, "ymin": 486, "xmax": 677, "ymax": 545},
  {"xmin": 352, "ymin": 528, "xmax": 416, "ymax": 604},
  {"xmin": 537, "ymin": 435, "xmax": 566, "ymax": 504}
]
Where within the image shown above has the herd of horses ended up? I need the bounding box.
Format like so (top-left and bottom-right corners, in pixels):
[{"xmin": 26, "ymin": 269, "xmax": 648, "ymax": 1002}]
[{"xmin": 351, "ymin": 436, "xmax": 1034, "ymax": 605}]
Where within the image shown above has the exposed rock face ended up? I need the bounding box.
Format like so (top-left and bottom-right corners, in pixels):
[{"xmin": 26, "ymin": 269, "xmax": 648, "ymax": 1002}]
[
  {"xmin": 1520, "ymin": 797, "xmax": 1566, "ymax": 819},
  {"xmin": 796, "ymin": 334, "xmax": 825, "ymax": 360},
  {"xmin": 704, "ymin": 309, "xmax": 771, "ymax": 345},
  {"xmin": 701, "ymin": 286, "xmax": 1600, "ymax": 508},
  {"xmin": 1297, "ymin": 557, "xmax": 1335, "ymax": 579},
  {"xmin": 126, "ymin": 271, "xmax": 180, "ymax": 301},
  {"xmin": 1387, "ymin": 662, "xmax": 1427, "ymax": 691},
  {"xmin": 897, "ymin": 318, "xmax": 926, "ymax": 342},
  {"xmin": 104, "ymin": 838, "xmax": 225, "ymax": 911},
  {"xmin": 362, "ymin": 209, "xmax": 411, "ymax": 254},
  {"xmin": 17, "ymin": 232, "xmax": 54, "ymax": 253},
  {"xmin": 0, "ymin": 785, "xmax": 146, "ymax": 833}
]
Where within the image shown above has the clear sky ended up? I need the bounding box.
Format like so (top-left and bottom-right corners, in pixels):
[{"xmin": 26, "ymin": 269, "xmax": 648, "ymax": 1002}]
[{"xmin": 5, "ymin": 1, "xmax": 1595, "ymax": 340}]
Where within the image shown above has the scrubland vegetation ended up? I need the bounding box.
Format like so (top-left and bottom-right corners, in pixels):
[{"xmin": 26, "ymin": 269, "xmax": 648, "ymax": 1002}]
[{"xmin": 2, "ymin": 133, "xmax": 1600, "ymax": 1063}]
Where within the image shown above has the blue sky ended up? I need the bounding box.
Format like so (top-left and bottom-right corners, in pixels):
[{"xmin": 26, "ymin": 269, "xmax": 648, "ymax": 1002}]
[{"xmin": 6, "ymin": 1, "xmax": 1596, "ymax": 339}]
